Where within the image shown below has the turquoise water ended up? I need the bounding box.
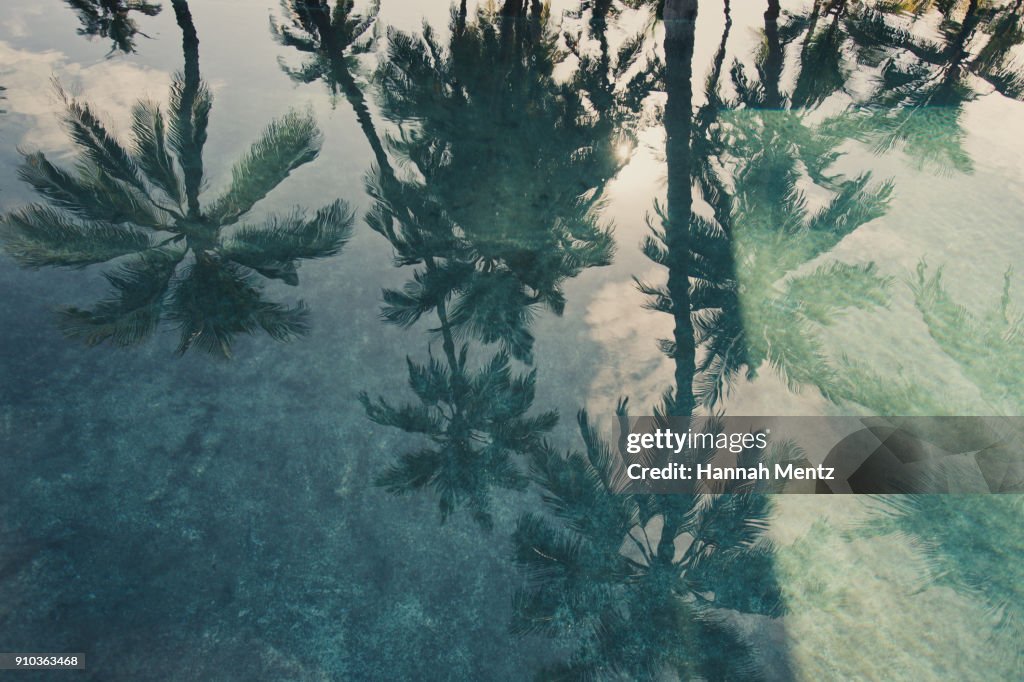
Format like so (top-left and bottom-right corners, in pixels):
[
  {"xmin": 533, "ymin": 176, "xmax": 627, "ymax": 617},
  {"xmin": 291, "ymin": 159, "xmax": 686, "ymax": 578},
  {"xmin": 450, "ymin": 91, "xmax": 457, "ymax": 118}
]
[{"xmin": 0, "ymin": 1, "xmax": 1022, "ymax": 679}]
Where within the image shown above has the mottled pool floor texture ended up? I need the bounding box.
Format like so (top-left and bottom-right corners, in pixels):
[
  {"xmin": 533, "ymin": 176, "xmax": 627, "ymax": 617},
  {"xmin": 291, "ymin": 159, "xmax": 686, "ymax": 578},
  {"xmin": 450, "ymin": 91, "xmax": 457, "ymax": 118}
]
[{"xmin": 0, "ymin": 0, "xmax": 1022, "ymax": 680}]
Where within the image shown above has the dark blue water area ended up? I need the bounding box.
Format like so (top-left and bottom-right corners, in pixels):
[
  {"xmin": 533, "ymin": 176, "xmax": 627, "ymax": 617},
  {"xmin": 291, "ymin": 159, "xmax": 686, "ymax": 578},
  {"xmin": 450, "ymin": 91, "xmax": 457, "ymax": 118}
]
[{"xmin": 0, "ymin": 223, "xmax": 582, "ymax": 680}]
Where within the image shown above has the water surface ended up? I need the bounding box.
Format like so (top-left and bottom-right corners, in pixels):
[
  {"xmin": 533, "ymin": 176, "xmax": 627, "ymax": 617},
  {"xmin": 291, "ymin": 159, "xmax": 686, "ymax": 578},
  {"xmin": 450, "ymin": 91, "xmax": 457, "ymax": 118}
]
[{"xmin": 1, "ymin": 1, "xmax": 1022, "ymax": 679}]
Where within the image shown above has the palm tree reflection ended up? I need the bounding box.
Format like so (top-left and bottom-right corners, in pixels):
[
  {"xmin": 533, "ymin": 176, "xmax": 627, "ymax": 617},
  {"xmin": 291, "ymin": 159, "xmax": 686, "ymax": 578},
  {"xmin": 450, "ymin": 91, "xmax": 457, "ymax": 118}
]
[
  {"xmin": 64, "ymin": 0, "xmax": 162, "ymax": 55},
  {"xmin": 358, "ymin": 4, "xmax": 620, "ymax": 526},
  {"xmin": 358, "ymin": 163, "xmax": 564, "ymax": 528},
  {"xmin": 1, "ymin": 0, "xmax": 352, "ymax": 357},
  {"xmin": 513, "ymin": 406, "xmax": 788, "ymax": 680},
  {"xmin": 511, "ymin": 4, "xmax": 794, "ymax": 678},
  {"xmin": 631, "ymin": 0, "xmax": 894, "ymax": 409},
  {"xmin": 270, "ymin": 1, "xmax": 395, "ymax": 176},
  {"xmin": 910, "ymin": 262, "xmax": 1024, "ymax": 412},
  {"xmin": 831, "ymin": 261, "xmax": 1024, "ymax": 417},
  {"xmin": 835, "ymin": 0, "xmax": 1024, "ymax": 172},
  {"xmin": 271, "ymin": 1, "xmax": 379, "ymax": 98},
  {"xmin": 372, "ymin": 2, "xmax": 620, "ymax": 339},
  {"xmin": 866, "ymin": 494, "xmax": 1024, "ymax": 670},
  {"xmin": 360, "ymin": 344, "xmax": 557, "ymax": 529}
]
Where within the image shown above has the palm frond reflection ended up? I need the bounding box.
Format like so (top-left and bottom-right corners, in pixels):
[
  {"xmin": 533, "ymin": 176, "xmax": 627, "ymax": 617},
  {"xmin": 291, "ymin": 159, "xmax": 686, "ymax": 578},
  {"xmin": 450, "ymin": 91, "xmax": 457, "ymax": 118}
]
[{"xmin": 1, "ymin": 4, "xmax": 352, "ymax": 357}]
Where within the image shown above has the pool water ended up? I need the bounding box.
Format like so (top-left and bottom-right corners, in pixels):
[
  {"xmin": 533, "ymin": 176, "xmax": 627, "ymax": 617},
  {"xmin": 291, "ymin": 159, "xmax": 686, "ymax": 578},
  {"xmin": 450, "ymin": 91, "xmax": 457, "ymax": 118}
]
[{"xmin": 0, "ymin": 1, "xmax": 1021, "ymax": 679}]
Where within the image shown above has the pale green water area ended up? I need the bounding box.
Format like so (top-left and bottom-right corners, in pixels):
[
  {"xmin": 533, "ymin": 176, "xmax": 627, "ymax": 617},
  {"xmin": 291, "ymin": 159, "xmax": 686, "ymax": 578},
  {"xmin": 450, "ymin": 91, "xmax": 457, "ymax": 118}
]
[{"xmin": 0, "ymin": 1, "xmax": 1022, "ymax": 679}]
